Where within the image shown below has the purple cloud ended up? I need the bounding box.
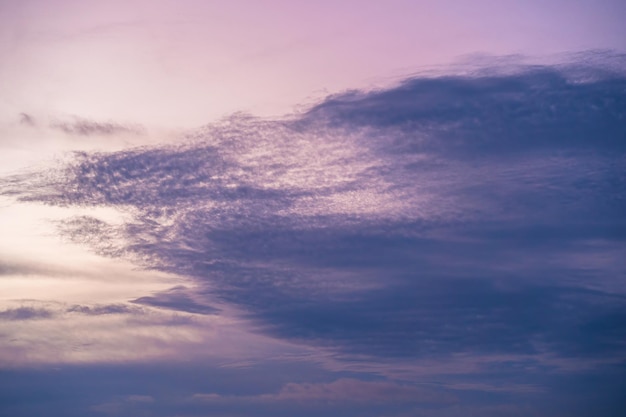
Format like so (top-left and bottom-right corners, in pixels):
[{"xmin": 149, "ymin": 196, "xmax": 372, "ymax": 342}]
[
  {"xmin": 192, "ymin": 378, "xmax": 456, "ymax": 405},
  {"xmin": 0, "ymin": 307, "xmax": 53, "ymax": 320},
  {"xmin": 50, "ymin": 117, "xmax": 144, "ymax": 136},
  {"xmin": 1, "ymin": 53, "xmax": 625, "ymax": 417}
]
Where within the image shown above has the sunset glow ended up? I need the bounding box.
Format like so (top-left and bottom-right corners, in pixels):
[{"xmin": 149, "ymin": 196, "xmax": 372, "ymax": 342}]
[{"xmin": 1, "ymin": 1, "xmax": 625, "ymax": 416}]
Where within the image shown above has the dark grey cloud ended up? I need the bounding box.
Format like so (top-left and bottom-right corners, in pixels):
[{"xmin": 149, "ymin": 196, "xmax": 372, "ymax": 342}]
[{"xmin": 1, "ymin": 52, "xmax": 625, "ymax": 415}]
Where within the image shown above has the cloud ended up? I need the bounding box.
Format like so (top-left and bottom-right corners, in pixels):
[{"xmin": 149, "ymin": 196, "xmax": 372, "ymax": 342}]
[
  {"xmin": 0, "ymin": 261, "xmax": 38, "ymax": 277},
  {"xmin": 302, "ymin": 52, "xmax": 626, "ymax": 155},
  {"xmin": 192, "ymin": 378, "xmax": 455, "ymax": 405},
  {"xmin": 90, "ymin": 394, "xmax": 155, "ymax": 415},
  {"xmin": 0, "ymin": 258, "xmax": 92, "ymax": 278},
  {"xmin": 381, "ymin": 404, "xmax": 537, "ymax": 417},
  {"xmin": 125, "ymin": 395, "xmax": 154, "ymax": 403},
  {"xmin": 19, "ymin": 113, "xmax": 36, "ymax": 127},
  {"xmin": 50, "ymin": 117, "xmax": 144, "ymax": 136},
  {"xmin": 442, "ymin": 382, "xmax": 542, "ymax": 393},
  {"xmin": 1, "ymin": 52, "xmax": 625, "ymax": 384},
  {"xmin": 131, "ymin": 286, "xmax": 220, "ymax": 315},
  {"xmin": 0, "ymin": 307, "xmax": 53, "ymax": 320},
  {"xmin": 66, "ymin": 304, "xmax": 142, "ymax": 315},
  {"xmin": 266, "ymin": 378, "xmax": 455, "ymax": 404}
]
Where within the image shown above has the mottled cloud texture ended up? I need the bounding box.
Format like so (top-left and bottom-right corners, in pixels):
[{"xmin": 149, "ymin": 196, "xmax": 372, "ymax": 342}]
[{"xmin": 1, "ymin": 53, "xmax": 625, "ymax": 416}]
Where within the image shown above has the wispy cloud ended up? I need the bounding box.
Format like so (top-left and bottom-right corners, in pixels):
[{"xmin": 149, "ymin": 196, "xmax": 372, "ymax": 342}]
[
  {"xmin": 50, "ymin": 117, "xmax": 144, "ymax": 136},
  {"xmin": 0, "ymin": 307, "xmax": 53, "ymax": 320},
  {"xmin": 89, "ymin": 394, "xmax": 155, "ymax": 415},
  {"xmin": 66, "ymin": 303, "xmax": 142, "ymax": 315},
  {"xmin": 131, "ymin": 285, "xmax": 220, "ymax": 315},
  {"xmin": 192, "ymin": 378, "xmax": 456, "ymax": 404},
  {"xmin": 18, "ymin": 112, "xmax": 36, "ymax": 127}
]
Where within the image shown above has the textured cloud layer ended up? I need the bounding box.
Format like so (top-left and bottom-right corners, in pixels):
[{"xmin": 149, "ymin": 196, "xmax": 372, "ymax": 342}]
[{"xmin": 1, "ymin": 54, "xmax": 625, "ymax": 416}]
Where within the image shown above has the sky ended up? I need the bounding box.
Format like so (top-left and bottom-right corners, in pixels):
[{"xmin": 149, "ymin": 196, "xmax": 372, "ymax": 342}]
[{"xmin": 0, "ymin": 1, "xmax": 625, "ymax": 416}]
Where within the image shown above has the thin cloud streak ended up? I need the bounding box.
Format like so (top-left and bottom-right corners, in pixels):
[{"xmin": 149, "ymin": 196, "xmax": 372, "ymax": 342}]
[
  {"xmin": 0, "ymin": 306, "xmax": 53, "ymax": 320},
  {"xmin": 50, "ymin": 117, "xmax": 145, "ymax": 136},
  {"xmin": 191, "ymin": 378, "xmax": 456, "ymax": 404}
]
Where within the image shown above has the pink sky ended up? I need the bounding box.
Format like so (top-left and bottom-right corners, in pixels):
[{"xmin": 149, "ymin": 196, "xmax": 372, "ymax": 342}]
[
  {"xmin": 1, "ymin": 0, "xmax": 624, "ymax": 129},
  {"xmin": 0, "ymin": 2, "xmax": 625, "ymax": 416}
]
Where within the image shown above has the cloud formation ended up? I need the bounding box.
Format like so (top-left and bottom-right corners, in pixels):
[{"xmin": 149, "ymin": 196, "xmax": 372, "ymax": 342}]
[
  {"xmin": 0, "ymin": 307, "xmax": 53, "ymax": 320},
  {"xmin": 19, "ymin": 112, "xmax": 36, "ymax": 127},
  {"xmin": 66, "ymin": 303, "xmax": 141, "ymax": 315},
  {"xmin": 131, "ymin": 285, "xmax": 220, "ymax": 315},
  {"xmin": 192, "ymin": 378, "xmax": 455, "ymax": 404},
  {"xmin": 1, "ymin": 52, "xmax": 625, "ymax": 416},
  {"xmin": 50, "ymin": 117, "xmax": 144, "ymax": 136}
]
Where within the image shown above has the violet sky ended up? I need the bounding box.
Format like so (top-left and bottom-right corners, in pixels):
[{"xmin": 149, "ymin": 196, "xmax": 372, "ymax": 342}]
[{"xmin": 1, "ymin": 1, "xmax": 625, "ymax": 416}]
